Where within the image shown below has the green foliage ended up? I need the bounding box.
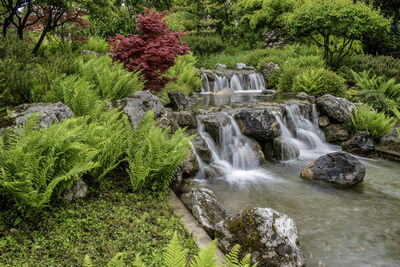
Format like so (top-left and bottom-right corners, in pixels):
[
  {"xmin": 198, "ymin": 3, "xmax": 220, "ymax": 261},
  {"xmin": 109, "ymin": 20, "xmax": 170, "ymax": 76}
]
[
  {"xmin": 127, "ymin": 111, "xmax": 192, "ymax": 193},
  {"xmin": 292, "ymin": 68, "xmax": 347, "ymax": 97},
  {"xmin": 338, "ymin": 54, "xmax": 400, "ymax": 83},
  {"xmin": 0, "ymin": 115, "xmax": 99, "ymax": 215},
  {"xmin": 163, "ymin": 232, "xmax": 188, "ymax": 267},
  {"xmin": 349, "ymin": 105, "xmax": 396, "ymax": 140},
  {"xmin": 289, "ymin": 0, "xmax": 391, "ymax": 68},
  {"xmin": 0, "ymin": 34, "xmax": 37, "ymax": 107},
  {"xmin": 183, "ymin": 33, "xmax": 226, "ymax": 56},
  {"xmin": 159, "ymin": 53, "xmax": 202, "ymax": 103},
  {"xmin": 352, "ymin": 71, "xmax": 400, "ymax": 114},
  {"xmin": 277, "ymin": 67, "xmax": 306, "ymax": 92},
  {"xmin": 165, "ymin": 11, "xmax": 199, "ymax": 31},
  {"xmin": 223, "ymin": 244, "xmax": 254, "ymax": 267},
  {"xmin": 83, "ymin": 37, "xmax": 109, "ymax": 53}
]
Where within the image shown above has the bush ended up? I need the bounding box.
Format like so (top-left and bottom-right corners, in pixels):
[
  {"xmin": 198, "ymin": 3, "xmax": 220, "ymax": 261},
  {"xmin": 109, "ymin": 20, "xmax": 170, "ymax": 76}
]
[
  {"xmin": 183, "ymin": 33, "xmax": 226, "ymax": 56},
  {"xmin": 83, "ymin": 37, "xmax": 109, "ymax": 53},
  {"xmin": 338, "ymin": 54, "xmax": 400, "ymax": 83},
  {"xmin": 165, "ymin": 11, "xmax": 198, "ymax": 32},
  {"xmin": 0, "ymin": 35, "xmax": 37, "ymax": 107},
  {"xmin": 108, "ymin": 9, "xmax": 189, "ymax": 92},
  {"xmin": 127, "ymin": 111, "xmax": 192, "ymax": 193},
  {"xmin": 352, "ymin": 70, "xmax": 400, "ymax": 114},
  {"xmin": 292, "ymin": 68, "xmax": 347, "ymax": 97},
  {"xmin": 277, "ymin": 67, "xmax": 307, "ymax": 92},
  {"xmin": 159, "ymin": 53, "xmax": 202, "ymax": 103},
  {"xmin": 349, "ymin": 105, "xmax": 396, "ymax": 140}
]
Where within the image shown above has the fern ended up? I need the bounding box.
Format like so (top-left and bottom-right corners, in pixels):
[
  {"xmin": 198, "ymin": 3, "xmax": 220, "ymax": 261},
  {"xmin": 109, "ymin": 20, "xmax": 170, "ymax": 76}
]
[
  {"xmin": 133, "ymin": 254, "xmax": 146, "ymax": 267},
  {"xmin": 127, "ymin": 111, "xmax": 192, "ymax": 193},
  {"xmin": 189, "ymin": 240, "xmax": 218, "ymax": 267},
  {"xmin": 107, "ymin": 253, "xmax": 127, "ymax": 267},
  {"xmin": 163, "ymin": 232, "xmax": 187, "ymax": 267},
  {"xmin": 82, "ymin": 255, "xmax": 93, "ymax": 267}
]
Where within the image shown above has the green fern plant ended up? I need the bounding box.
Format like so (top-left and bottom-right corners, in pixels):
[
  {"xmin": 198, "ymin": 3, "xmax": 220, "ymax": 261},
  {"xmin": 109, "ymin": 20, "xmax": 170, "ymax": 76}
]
[
  {"xmin": 352, "ymin": 70, "xmax": 400, "ymax": 114},
  {"xmin": 127, "ymin": 111, "xmax": 192, "ymax": 193},
  {"xmin": 83, "ymin": 252, "xmax": 127, "ymax": 267},
  {"xmin": 349, "ymin": 105, "xmax": 396, "ymax": 140}
]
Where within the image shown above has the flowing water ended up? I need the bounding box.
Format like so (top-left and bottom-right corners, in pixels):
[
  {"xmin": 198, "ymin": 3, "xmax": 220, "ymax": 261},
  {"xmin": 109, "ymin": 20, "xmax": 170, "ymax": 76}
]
[
  {"xmin": 194, "ymin": 101, "xmax": 400, "ymax": 266},
  {"xmin": 200, "ymin": 72, "xmax": 266, "ymax": 93}
]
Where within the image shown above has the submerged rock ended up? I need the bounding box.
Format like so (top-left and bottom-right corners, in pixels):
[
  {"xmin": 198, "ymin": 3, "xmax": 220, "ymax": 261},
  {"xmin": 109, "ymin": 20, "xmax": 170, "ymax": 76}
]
[
  {"xmin": 113, "ymin": 91, "xmax": 166, "ymax": 129},
  {"xmin": 317, "ymin": 94, "xmax": 354, "ymax": 123},
  {"xmin": 342, "ymin": 131, "xmax": 375, "ymax": 157},
  {"xmin": 379, "ymin": 124, "xmax": 400, "ymax": 153},
  {"xmin": 167, "ymin": 91, "xmax": 194, "ymax": 111},
  {"xmin": 215, "ymin": 207, "xmax": 306, "ymax": 267},
  {"xmin": 211, "ymin": 87, "xmax": 234, "ymax": 96},
  {"xmin": 0, "ymin": 102, "xmax": 72, "ymax": 130},
  {"xmin": 198, "ymin": 112, "xmax": 231, "ymax": 141},
  {"xmin": 300, "ymin": 151, "xmax": 365, "ymax": 187},
  {"xmin": 324, "ymin": 124, "xmax": 349, "ymax": 142}
]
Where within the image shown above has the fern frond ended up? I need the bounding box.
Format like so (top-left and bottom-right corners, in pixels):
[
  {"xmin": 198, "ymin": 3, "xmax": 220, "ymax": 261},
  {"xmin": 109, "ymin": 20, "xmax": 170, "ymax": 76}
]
[
  {"xmin": 107, "ymin": 252, "xmax": 127, "ymax": 267},
  {"xmin": 189, "ymin": 239, "xmax": 218, "ymax": 267},
  {"xmin": 163, "ymin": 232, "xmax": 187, "ymax": 267},
  {"xmin": 82, "ymin": 255, "xmax": 93, "ymax": 267},
  {"xmin": 133, "ymin": 254, "xmax": 146, "ymax": 267}
]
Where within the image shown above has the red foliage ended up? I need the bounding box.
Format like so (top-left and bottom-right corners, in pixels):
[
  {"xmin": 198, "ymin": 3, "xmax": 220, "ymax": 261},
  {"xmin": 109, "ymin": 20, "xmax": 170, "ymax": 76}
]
[{"xmin": 108, "ymin": 9, "xmax": 190, "ymax": 92}]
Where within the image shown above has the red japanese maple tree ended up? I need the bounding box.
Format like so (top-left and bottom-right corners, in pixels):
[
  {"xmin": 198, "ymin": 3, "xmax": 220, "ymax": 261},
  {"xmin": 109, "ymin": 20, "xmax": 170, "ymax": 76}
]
[{"xmin": 108, "ymin": 9, "xmax": 190, "ymax": 93}]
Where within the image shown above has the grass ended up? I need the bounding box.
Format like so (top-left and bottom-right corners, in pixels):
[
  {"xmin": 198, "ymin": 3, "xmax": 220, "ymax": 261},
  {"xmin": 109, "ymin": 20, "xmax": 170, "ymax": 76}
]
[
  {"xmin": 0, "ymin": 170, "xmax": 197, "ymax": 266},
  {"xmin": 196, "ymin": 49, "xmax": 255, "ymax": 69}
]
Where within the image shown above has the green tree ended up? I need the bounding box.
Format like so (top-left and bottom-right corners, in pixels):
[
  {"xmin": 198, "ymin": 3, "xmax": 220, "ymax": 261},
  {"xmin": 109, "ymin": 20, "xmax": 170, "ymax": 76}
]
[{"xmin": 289, "ymin": 0, "xmax": 391, "ymax": 68}]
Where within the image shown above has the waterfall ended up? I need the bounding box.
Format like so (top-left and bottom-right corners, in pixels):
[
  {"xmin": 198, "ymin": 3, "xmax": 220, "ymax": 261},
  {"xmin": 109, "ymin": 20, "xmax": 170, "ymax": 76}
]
[
  {"xmin": 274, "ymin": 104, "xmax": 337, "ymax": 161},
  {"xmin": 200, "ymin": 71, "xmax": 266, "ymax": 94},
  {"xmin": 194, "ymin": 114, "xmax": 277, "ymax": 184}
]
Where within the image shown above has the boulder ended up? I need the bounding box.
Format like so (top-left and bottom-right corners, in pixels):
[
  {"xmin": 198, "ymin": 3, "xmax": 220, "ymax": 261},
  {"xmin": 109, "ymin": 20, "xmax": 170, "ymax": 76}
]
[
  {"xmin": 188, "ymin": 188, "xmax": 227, "ymax": 238},
  {"xmin": 265, "ymin": 138, "xmax": 300, "ymax": 161},
  {"xmin": 167, "ymin": 91, "xmax": 194, "ymax": 111},
  {"xmin": 296, "ymin": 92, "xmax": 316, "ymax": 104},
  {"xmin": 171, "ymin": 151, "xmax": 199, "ymax": 192},
  {"xmin": 324, "ymin": 124, "xmax": 349, "ymax": 142},
  {"xmin": 211, "ymin": 87, "xmax": 234, "ymax": 96},
  {"xmin": 191, "ymin": 134, "xmax": 213, "ymax": 164},
  {"xmin": 215, "ymin": 63, "xmax": 227, "ymax": 70},
  {"xmin": 157, "ymin": 109, "xmax": 179, "ymax": 132},
  {"xmin": 198, "ymin": 113, "xmax": 231, "ymax": 142},
  {"xmin": 175, "ymin": 110, "xmax": 197, "ymax": 129},
  {"xmin": 379, "ymin": 124, "xmax": 400, "ymax": 153},
  {"xmin": 63, "ymin": 178, "xmax": 88, "ymax": 201},
  {"xmin": 234, "ymin": 108, "xmax": 279, "ymax": 143},
  {"xmin": 261, "ymin": 89, "xmax": 277, "ymax": 95},
  {"xmin": 342, "ymin": 131, "xmax": 375, "ymax": 157},
  {"xmin": 317, "ymin": 94, "xmax": 354, "ymax": 123},
  {"xmin": 261, "ymin": 62, "xmax": 280, "ymax": 87},
  {"xmin": 215, "ymin": 207, "xmax": 306, "ymax": 267},
  {"xmin": 113, "ymin": 91, "xmax": 166, "ymax": 129},
  {"xmin": 0, "ymin": 102, "xmax": 72, "ymax": 130},
  {"xmin": 300, "ymin": 151, "xmax": 365, "ymax": 187},
  {"xmin": 318, "ymin": 116, "xmax": 330, "ymax": 127}
]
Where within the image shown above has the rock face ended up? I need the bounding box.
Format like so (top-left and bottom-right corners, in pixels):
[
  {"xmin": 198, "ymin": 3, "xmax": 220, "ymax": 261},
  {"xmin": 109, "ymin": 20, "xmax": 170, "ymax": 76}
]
[
  {"xmin": 167, "ymin": 91, "xmax": 194, "ymax": 111},
  {"xmin": 266, "ymin": 138, "xmax": 300, "ymax": 161},
  {"xmin": 188, "ymin": 188, "xmax": 227, "ymax": 238},
  {"xmin": 0, "ymin": 102, "xmax": 72, "ymax": 130},
  {"xmin": 198, "ymin": 112, "xmax": 231, "ymax": 141},
  {"xmin": 300, "ymin": 151, "xmax": 365, "ymax": 187},
  {"xmin": 342, "ymin": 131, "xmax": 375, "ymax": 157},
  {"xmin": 379, "ymin": 124, "xmax": 400, "ymax": 153},
  {"xmin": 215, "ymin": 207, "xmax": 306, "ymax": 267},
  {"xmin": 234, "ymin": 108, "xmax": 279, "ymax": 143},
  {"xmin": 191, "ymin": 134, "xmax": 213, "ymax": 163},
  {"xmin": 324, "ymin": 124, "xmax": 350, "ymax": 142},
  {"xmin": 175, "ymin": 110, "xmax": 197, "ymax": 129},
  {"xmin": 317, "ymin": 94, "xmax": 354, "ymax": 123},
  {"xmin": 113, "ymin": 91, "xmax": 166, "ymax": 129},
  {"xmin": 63, "ymin": 178, "xmax": 88, "ymax": 201}
]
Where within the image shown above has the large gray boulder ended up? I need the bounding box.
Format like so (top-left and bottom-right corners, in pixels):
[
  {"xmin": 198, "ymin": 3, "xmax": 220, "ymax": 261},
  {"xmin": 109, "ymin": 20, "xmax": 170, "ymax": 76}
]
[
  {"xmin": 197, "ymin": 112, "xmax": 231, "ymax": 141},
  {"xmin": 317, "ymin": 94, "xmax": 354, "ymax": 123},
  {"xmin": 300, "ymin": 151, "xmax": 365, "ymax": 187},
  {"xmin": 63, "ymin": 178, "xmax": 88, "ymax": 201},
  {"xmin": 233, "ymin": 107, "xmax": 279, "ymax": 143},
  {"xmin": 215, "ymin": 207, "xmax": 306, "ymax": 267},
  {"xmin": 167, "ymin": 91, "xmax": 194, "ymax": 111},
  {"xmin": 0, "ymin": 102, "xmax": 72, "ymax": 130},
  {"xmin": 342, "ymin": 131, "xmax": 375, "ymax": 157},
  {"xmin": 379, "ymin": 124, "xmax": 400, "ymax": 153},
  {"xmin": 113, "ymin": 91, "xmax": 166, "ymax": 129},
  {"xmin": 324, "ymin": 124, "xmax": 350, "ymax": 142}
]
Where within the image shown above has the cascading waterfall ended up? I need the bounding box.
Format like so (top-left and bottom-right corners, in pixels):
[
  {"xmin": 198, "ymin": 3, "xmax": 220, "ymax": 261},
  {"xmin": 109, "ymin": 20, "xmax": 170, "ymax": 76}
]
[
  {"xmin": 194, "ymin": 114, "xmax": 276, "ymax": 184},
  {"xmin": 200, "ymin": 72, "xmax": 266, "ymax": 93},
  {"xmin": 274, "ymin": 104, "xmax": 338, "ymax": 160}
]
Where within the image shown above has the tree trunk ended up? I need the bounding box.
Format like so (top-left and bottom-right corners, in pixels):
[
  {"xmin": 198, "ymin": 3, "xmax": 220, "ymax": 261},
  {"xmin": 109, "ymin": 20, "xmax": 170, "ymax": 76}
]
[{"xmin": 32, "ymin": 28, "xmax": 49, "ymax": 54}]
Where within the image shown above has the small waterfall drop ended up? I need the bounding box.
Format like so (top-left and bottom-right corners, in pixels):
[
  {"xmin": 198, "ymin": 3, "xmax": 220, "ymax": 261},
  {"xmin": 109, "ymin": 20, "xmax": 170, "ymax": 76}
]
[
  {"xmin": 200, "ymin": 71, "xmax": 266, "ymax": 93},
  {"xmin": 194, "ymin": 114, "xmax": 277, "ymax": 184},
  {"xmin": 200, "ymin": 73, "xmax": 210, "ymax": 93},
  {"xmin": 274, "ymin": 104, "xmax": 338, "ymax": 161}
]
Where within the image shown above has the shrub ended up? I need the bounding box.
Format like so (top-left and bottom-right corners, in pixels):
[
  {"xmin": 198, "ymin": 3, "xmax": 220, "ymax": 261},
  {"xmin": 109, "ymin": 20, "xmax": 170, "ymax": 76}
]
[
  {"xmin": 83, "ymin": 37, "xmax": 109, "ymax": 53},
  {"xmin": 277, "ymin": 67, "xmax": 306, "ymax": 92},
  {"xmin": 349, "ymin": 105, "xmax": 396, "ymax": 140},
  {"xmin": 183, "ymin": 33, "xmax": 226, "ymax": 56},
  {"xmin": 338, "ymin": 54, "xmax": 400, "ymax": 83},
  {"xmin": 292, "ymin": 68, "xmax": 347, "ymax": 97},
  {"xmin": 165, "ymin": 11, "xmax": 198, "ymax": 32},
  {"xmin": 352, "ymin": 70, "xmax": 400, "ymax": 114},
  {"xmin": 159, "ymin": 53, "xmax": 202, "ymax": 103},
  {"xmin": 243, "ymin": 49, "xmax": 271, "ymax": 67},
  {"xmin": 0, "ymin": 35, "xmax": 37, "ymax": 107},
  {"xmin": 108, "ymin": 9, "xmax": 189, "ymax": 92},
  {"xmin": 127, "ymin": 111, "xmax": 192, "ymax": 193}
]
